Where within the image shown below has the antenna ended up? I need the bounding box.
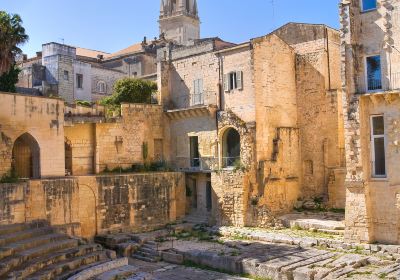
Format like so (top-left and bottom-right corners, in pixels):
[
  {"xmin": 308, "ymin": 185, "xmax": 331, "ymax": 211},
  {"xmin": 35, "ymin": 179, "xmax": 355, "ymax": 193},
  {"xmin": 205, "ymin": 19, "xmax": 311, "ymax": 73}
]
[{"xmin": 59, "ymin": 38, "xmax": 65, "ymax": 45}]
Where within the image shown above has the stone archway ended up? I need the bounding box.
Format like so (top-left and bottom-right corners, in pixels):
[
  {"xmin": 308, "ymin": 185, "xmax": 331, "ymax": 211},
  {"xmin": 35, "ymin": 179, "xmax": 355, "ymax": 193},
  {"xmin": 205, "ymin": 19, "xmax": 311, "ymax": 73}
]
[
  {"xmin": 222, "ymin": 128, "xmax": 241, "ymax": 167},
  {"xmin": 12, "ymin": 133, "xmax": 40, "ymax": 179}
]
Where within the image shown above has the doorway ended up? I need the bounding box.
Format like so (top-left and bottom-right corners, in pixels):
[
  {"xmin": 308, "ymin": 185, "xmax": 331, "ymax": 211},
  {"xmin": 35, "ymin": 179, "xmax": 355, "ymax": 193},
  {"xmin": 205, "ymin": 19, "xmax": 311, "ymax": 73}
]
[{"xmin": 12, "ymin": 133, "xmax": 40, "ymax": 178}]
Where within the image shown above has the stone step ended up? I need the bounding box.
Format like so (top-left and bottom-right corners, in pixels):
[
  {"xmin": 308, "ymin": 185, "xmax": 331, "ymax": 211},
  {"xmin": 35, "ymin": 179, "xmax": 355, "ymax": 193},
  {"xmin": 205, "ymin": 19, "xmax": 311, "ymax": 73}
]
[
  {"xmin": 140, "ymin": 247, "xmax": 158, "ymax": 255},
  {"xmin": 0, "ymin": 221, "xmax": 48, "ymax": 237},
  {"xmin": 95, "ymin": 265, "xmax": 138, "ymax": 280},
  {"xmin": 0, "ymin": 227, "xmax": 54, "ymax": 247},
  {"xmin": 0, "ymin": 239, "xmax": 78, "ymax": 277},
  {"xmin": 26, "ymin": 250, "xmax": 109, "ymax": 280},
  {"xmin": 132, "ymin": 253, "xmax": 158, "ymax": 263},
  {"xmin": 56, "ymin": 260, "xmax": 111, "ymax": 280},
  {"xmin": 0, "ymin": 233, "xmax": 68, "ymax": 261},
  {"xmin": 135, "ymin": 250, "xmax": 160, "ymax": 259},
  {"xmin": 67, "ymin": 258, "xmax": 129, "ymax": 280},
  {"xmin": 9, "ymin": 244, "xmax": 103, "ymax": 279}
]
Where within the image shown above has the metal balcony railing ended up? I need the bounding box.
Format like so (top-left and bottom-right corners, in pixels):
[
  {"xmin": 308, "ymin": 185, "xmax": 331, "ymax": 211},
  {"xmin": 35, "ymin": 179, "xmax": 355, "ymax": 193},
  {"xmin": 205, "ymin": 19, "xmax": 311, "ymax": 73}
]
[
  {"xmin": 356, "ymin": 73, "xmax": 400, "ymax": 94},
  {"xmin": 222, "ymin": 157, "xmax": 240, "ymax": 168},
  {"xmin": 170, "ymin": 91, "xmax": 217, "ymax": 110},
  {"xmin": 174, "ymin": 157, "xmax": 218, "ymax": 172}
]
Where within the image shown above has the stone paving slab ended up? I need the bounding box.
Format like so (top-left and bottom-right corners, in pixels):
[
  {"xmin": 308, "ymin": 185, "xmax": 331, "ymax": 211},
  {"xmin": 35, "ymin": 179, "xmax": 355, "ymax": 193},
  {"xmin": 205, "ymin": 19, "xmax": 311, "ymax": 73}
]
[{"xmin": 278, "ymin": 213, "xmax": 345, "ymax": 230}]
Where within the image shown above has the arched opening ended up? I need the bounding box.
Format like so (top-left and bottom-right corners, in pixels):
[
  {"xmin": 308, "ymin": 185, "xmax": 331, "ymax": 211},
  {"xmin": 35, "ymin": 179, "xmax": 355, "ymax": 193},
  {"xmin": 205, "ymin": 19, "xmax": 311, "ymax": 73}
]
[
  {"xmin": 65, "ymin": 139, "xmax": 73, "ymax": 176},
  {"xmin": 12, "ymin": 133, "xmax": 40, "ymax": 179},
  {"xmin": 222, "ymin": 128, "xmax": 240, "ymax": 167}
]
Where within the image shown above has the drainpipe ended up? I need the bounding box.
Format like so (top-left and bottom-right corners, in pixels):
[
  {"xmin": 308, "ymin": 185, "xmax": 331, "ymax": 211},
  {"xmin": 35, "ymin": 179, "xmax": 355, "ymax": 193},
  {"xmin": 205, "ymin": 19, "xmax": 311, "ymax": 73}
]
[
  {"xmin": 325, "ymin": 27, "xmax": 332, "ymax": 90},
  {"xmin": 216, "ymin": 52, "xmax": 224, "ymax": 169}
]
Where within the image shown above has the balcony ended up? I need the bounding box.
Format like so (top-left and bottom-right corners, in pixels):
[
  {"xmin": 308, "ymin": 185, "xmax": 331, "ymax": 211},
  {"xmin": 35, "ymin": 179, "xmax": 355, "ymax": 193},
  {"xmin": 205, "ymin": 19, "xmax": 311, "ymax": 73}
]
[
  {"xmin": 170, "ymin": 91, "xmax": 217, "ymax": 110},
  {"xmin": 222, "ymin": 157, "xmax": 241, "ymax": 168},
  {"xmin": 356, "ymin": 73, "xmax": 400, "ymax": 94},
  {"xmin": 175, "ymin": 157, "xmax": 218, "ymax": 172}
]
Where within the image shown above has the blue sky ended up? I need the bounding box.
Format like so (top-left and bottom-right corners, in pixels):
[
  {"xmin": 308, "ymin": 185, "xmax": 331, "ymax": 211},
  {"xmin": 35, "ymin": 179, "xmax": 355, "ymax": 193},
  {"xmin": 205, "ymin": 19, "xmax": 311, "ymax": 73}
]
[{"xmin": 1, "ymin": 0, "xmax": 340, "ymax": 57}]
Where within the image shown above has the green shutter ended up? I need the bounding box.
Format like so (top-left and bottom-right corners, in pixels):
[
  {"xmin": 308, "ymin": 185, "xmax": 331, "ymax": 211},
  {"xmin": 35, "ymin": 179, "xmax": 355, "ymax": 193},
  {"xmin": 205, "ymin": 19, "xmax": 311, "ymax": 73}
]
[{"xmin": 236, "ymin": 71, "xmax": 243, "ymax": 90}]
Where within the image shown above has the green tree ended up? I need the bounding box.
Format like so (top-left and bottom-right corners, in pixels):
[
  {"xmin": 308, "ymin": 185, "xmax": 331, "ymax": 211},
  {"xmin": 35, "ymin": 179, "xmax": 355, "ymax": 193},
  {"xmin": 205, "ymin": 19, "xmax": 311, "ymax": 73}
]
[
  {"xmin": 0, "ymin": 11, "xmax": 29, "ymax": 75},
  {"xmin": 100, "ymin": 78, "xmax": 157, "ymax": 106},
  {"xmin": 0, "ymin": 64, "xmax": 20, "ymax": 92}
]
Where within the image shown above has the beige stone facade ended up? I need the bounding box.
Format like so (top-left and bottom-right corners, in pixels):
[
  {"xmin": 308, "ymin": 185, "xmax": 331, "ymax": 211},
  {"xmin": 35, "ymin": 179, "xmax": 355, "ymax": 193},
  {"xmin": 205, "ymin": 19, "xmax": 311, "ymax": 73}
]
[{"xmin": 341, "ymin": 0, "xmax": 400, "ymax": 244}]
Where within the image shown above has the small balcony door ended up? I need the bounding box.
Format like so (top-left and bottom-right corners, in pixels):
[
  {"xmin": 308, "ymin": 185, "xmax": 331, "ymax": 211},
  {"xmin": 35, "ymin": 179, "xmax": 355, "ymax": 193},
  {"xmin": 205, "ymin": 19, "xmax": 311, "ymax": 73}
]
[{"xmin": 190, "ymin": 136, "xmax": 200, "ymax": 168}]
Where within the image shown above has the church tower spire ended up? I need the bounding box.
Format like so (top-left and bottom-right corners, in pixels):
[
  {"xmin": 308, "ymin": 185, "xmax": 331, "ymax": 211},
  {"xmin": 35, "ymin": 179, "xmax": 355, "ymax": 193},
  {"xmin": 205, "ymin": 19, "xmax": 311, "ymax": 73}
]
[{"xmin": 159, "ymin": 0, "xmax": 200, "ymax": 45}]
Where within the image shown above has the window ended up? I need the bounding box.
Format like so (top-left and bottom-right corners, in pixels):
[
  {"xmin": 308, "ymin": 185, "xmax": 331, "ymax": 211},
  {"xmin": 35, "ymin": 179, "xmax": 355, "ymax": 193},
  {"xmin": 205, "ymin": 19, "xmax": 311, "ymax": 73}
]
[
  {"xmin": 366, "ymin": 55, "xmax": 382, "ymax": 91},
  {"xmin": 371, "ymin": 115, "xmax": 386, "ymax": 177},
  {"xmin": 192, "ymin": 79, "xmax": 203, "ymax": 105},
  {"xmin": 190, "ymin": 136, "xmax": 200, "ymax": 168},
  {"xmin": 76, "ymin": 74, "xmax": 83, "ymax": 89},
  {"xmin": 97, "ymin": 81, "xmax": 106, "ymax": 93},
  {"xmin": 63, "ymin": 71, "xmax": 69, "ymax": 81},
  {"xmin": 361, "ymin": 0, "xmax": 377, "ymax": 11},
  {"xmin": 224, "ymin": 71, "xmax": 243, "ymax": 92}
]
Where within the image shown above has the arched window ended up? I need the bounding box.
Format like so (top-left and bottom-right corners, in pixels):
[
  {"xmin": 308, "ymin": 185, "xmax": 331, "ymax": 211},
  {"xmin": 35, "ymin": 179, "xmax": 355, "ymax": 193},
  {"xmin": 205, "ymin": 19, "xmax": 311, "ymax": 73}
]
[
  {"xmin": 12, "ymin": 133, "xmax": 40, "ymax": 179},
  {"xmin": 97, "ymin": 81, "xmax": 106, "ymax": 94},
  {"xmin": 222, "ymin": 128, "xmax": 240, "ymax": 167}
]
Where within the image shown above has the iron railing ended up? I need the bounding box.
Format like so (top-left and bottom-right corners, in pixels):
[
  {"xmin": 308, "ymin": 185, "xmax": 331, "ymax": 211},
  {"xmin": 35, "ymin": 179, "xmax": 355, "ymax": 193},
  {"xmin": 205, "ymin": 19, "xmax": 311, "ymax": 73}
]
[
  {"xmin": 170, "ymin": 91, "xmax": 217, "ymax": 110},
  {"xmin": 174, "ymin": 157, "xmax": 218, "ymax": 171},
  {"xmin": 356, "ymin": 72, "xmax": 400, "ymax": 94},
  {"xmin": 222, "ymin": 157, "xmax": 240, "ymax": 168}
]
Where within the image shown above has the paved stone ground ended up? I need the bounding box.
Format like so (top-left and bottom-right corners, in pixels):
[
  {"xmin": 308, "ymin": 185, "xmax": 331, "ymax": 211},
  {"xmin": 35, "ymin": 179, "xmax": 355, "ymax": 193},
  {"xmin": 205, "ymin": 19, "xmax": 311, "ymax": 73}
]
[
  {"xmin": 100, "ymin": 225, "xmax": 400, "ymax": 279},
  {"xmin": 129, "ymin": 259, "xmax": 249, "ymax": 280},
  {"xmin": 278, "ymin": 212, "xmax": 345, "ymax": 233},
  {"xmin": 159, "ymin": 239, "xmax": 398, "ymax": 279}
]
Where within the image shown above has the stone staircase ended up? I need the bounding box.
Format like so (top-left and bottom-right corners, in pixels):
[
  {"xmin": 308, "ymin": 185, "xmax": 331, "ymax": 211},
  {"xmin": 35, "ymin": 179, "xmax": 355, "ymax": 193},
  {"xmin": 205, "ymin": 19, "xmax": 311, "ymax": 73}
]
[
  {"xmin": 183, "ymin": 212, "xmax": 210, "ymax": 225},
  {"xmin": 0, "ymin": 221, "xmax": 119, "ymax": 280},
  {"xmin": 132, "ymin": 241, "xmax": 161, "ymax": 263}
]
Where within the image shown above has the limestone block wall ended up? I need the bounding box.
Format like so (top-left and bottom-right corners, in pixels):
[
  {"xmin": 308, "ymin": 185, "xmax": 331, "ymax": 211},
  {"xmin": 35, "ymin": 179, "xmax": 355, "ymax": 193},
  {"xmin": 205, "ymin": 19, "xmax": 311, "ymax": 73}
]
[
  {"xmin": 0, "ymin": 93, "xmax": 65, "ymax": 178},
  {"xmin": 0, "ymin": 172, "xmax": 185, "ymax": 239},
  {"xmin": 212, "ymin": 110, "xmax": 255, "ymax": 226},
  {"xmin": 219, "ymin": 45, "xmax": 256, "ymax": 123},
  {"xmin": 64, "ymin": 124, "xmax": 96, "ymax": 175},
  {"xmin": 211, "ymin": 171, "xmax": 249, "ymax": 227},
  {"xmin": 167, "ymin": 50, "xmax": 219, "ymax": 110},
  {"xmin": 296, "ymin": 52, "xmax": 345, "ymax": 199},
  {"xmin": 168, "ymin": 114, "xmax": 217, "ymax": 170},
  {"xmin": 95, "ymin": 104, "xmax": 167, "ymax": 172},
  {"xmin": 341, "ymin": 0, "xmax": 400, "ymax": 244},
  {"xmin": 250, "ymin": 34, "xmax": 301, "ymax": 220}
]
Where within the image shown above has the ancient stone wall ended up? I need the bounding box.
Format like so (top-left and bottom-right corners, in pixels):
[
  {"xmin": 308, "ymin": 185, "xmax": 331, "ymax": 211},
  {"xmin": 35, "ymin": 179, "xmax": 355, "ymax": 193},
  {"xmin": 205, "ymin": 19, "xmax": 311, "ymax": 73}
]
[
  {"xmin": 250, "ymin": 34, "xmax": 301, "ymax": 219},
  {"xmin": 95, "ymin": 104, "xmax": 167, "ymax": 172},
  {"xmin": 0, "ymin": 172, "xmax": 185, "ymax": 239},
  {"xmin": 0, "ymin": 93, "xmax": 65, "ymax": 178}
]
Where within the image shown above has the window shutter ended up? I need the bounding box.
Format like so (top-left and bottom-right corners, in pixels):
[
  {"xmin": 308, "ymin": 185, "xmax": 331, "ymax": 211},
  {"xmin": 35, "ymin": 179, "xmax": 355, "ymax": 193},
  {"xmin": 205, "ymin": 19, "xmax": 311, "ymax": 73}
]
[
  {"xmin": 236, "ymin": 71, "xmax": 243, "ymax": 90},
  {"xmin": 224, "ymin": 74, "xmax": 229, "ymax": 92},
  {"xmin": 199, "ymin": 78, "xmax": 203, "ymax": 94}
]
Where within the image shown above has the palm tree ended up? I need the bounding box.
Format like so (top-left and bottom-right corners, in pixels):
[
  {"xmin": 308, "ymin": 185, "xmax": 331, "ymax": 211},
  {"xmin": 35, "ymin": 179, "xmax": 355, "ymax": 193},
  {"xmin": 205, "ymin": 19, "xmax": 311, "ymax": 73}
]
[{"xmin": 0, "ymin": 11, "xmax": 29, "ymax": 75}]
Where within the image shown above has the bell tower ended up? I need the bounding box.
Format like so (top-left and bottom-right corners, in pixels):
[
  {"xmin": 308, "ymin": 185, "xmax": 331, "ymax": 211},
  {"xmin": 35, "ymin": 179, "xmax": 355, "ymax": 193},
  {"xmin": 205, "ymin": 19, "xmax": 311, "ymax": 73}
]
[{"xmin": 159, "ymin": 0, "xmax": 200, "ymax": 45}]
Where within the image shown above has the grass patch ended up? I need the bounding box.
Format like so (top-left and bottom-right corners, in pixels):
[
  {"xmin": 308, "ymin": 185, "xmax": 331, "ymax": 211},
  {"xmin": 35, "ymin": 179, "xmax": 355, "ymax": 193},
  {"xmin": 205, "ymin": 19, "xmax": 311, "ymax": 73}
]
[
  {"xmin": 379, "ymin": 272, "xmax": 388, "ymax": 279},
  {"xmin": 347, "ymin": 270, "xmax": 372, "ymax": 277}
]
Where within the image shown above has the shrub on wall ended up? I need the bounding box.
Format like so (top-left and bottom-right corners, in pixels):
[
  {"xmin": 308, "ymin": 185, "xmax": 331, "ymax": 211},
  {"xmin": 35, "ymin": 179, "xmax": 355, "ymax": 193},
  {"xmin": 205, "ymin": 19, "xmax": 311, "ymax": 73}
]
[{"xmin": 100, "ymin": 78, "xmax": 157, "ymax": 106}]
